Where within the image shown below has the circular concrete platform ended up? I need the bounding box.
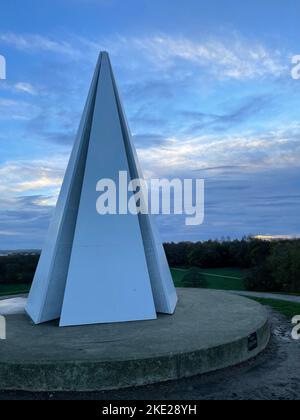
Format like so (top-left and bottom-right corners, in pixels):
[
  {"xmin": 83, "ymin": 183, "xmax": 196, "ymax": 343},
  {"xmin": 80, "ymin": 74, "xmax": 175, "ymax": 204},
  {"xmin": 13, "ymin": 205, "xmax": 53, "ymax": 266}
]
[{"xmin": 0, "ymin": 289, "xmax": 270, "ymax": 392}]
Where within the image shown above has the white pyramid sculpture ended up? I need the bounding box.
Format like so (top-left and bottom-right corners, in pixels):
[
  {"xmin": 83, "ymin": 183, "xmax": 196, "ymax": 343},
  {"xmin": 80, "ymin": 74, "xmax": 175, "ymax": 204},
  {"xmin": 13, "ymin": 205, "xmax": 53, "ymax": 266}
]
[{"xmin": 26, "ymin": 52, "xmax": 177, "ymax": 327}]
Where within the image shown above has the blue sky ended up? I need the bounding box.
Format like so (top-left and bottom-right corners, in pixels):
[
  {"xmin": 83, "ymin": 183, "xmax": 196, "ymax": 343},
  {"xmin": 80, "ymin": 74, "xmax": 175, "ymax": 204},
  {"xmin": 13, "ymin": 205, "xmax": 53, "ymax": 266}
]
[{"xmin": 0, "ymin": 0, "xmax": 299, "ymax": 248}]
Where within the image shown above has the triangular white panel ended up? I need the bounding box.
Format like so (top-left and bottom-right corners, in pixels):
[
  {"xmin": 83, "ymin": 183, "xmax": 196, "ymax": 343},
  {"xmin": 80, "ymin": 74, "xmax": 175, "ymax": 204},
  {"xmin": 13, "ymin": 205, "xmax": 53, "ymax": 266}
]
[
  {"xmin": 25, "ymin": 57, "xmax": 102, "ymax": 324},
  {"xmin": 109, "ymin": 60, "xmax": 177, "ymax": 314},
  {"xmin": 26, "ymin": 52, "xmax": 177, "ymax": 327}
]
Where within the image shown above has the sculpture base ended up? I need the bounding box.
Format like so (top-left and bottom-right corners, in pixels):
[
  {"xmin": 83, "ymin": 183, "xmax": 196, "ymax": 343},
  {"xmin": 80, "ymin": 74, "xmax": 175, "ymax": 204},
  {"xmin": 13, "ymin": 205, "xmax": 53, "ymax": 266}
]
[{"xmin": 0, "ymin": 289, "xmax": 270, "ymax": 392}]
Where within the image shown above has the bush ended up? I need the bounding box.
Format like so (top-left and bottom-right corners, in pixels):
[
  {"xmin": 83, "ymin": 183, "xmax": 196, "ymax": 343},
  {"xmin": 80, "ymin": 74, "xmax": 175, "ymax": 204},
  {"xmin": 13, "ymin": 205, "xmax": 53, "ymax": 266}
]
[
  {"xmin": 245, "ymin": 263, "xmax": 275, "ymax": 292},
  {"xmin": 245, "ymin": 241, "xmax": 300, "ymax": 293},
  {"xmin": 182, "ymin": 268, "xmax": 208, "ymax": 288}
]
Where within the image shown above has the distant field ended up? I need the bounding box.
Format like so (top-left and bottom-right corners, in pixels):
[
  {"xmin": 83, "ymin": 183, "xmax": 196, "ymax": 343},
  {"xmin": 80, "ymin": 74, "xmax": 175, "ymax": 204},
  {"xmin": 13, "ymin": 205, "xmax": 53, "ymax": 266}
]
[
  {"xmin": 171, "ymin": 267, "xmax": 247, "ymax": 291},
  {"xmin": 0, "ymin": 284, "xmax": 30, "ymax": 297},
  {"xmin": 2, "ymin": 272, "xmax": 298, "ymax": 322},
  {"xmin": 0, "ymin": 267, "xmax": 246, "ymax": 297}
]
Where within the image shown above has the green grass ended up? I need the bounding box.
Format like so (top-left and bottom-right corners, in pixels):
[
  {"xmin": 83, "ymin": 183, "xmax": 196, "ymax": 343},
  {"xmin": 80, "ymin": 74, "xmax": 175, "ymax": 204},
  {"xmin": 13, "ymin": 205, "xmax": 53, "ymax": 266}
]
[
  {"xmin": 171, "ymin": 267, "xmax": 300, "ymax": 319},
  {"xmin": 272, "ymin": 291, "xmax": 300, "ymax": 297},
  {"xmin": 0, "ymin": 284, "xmax": 30, "ymax": 297},
  {"xmin": 171, "ymin": 267, "xmax": 247, "ymax": 291},
  {"xmin": 247, "ymin": 297, "xmax": 300, "ymax": 319},
  {"xmin": 1, "ymin": 267, "xmax": 246, "ymax": 297}
]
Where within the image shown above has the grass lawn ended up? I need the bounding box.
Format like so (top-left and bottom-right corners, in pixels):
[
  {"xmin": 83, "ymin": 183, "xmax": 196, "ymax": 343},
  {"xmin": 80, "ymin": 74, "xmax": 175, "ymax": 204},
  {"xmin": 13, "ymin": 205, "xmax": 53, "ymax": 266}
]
[
  {"xmin": 247, "ymin": 297, "xmax": 300, "ymax": 320},
  {"xmin": 0, "ymin": 267, "xmax": 246, "ymax": 297},
  {"xmin": 0, "ymin": 284, "xmax": 30, "ymax": 297},
  {"xmin": 171, "ymin": 267, "xmax": 246, "ymax": 291}
]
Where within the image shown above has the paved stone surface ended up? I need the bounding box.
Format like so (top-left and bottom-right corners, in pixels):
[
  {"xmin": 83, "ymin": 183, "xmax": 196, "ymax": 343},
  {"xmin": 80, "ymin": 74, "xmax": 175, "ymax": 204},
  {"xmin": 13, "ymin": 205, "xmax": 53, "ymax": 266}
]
[
  {"xmin": 0, "ymin": 298, "xmax": 27, "ymax": 315},
  {"xmin": 1, "ymin": 289, "xmax": 299, "ymax": 314},
  {"xmin": 0, "ymin": 294, "xmax": 28, "ymax": 301},
  {"xmin": 0, "ymin": 308, "xmax": 297, "ymax": 400},
  {"xmin": 0, "ymin": 289, "xmax": 269, "ymax": 392}
]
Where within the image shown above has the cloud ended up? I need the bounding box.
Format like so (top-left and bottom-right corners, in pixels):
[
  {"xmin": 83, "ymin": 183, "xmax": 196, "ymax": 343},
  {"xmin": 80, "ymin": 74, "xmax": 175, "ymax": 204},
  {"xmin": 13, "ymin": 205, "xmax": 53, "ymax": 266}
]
[
  {"xmin": 137, "ymin": 123, "xmax": 300, "ymax": 177},
  {"xmin": 194, "ymin": 165, "xmax": 249, "ymax": 172},
  {"xmin": 0, "ymin": 32, "xmax": 80, "ymax": 57},
  {"xmin": 133, "ymin": 133, "xmax": 168, "ymax": 148},
  {"xmin": 89, "ymin": 33, "xmax": 289, "ymax": 80},
  {"xmin": 0, "ymin": 158, "xmax": 65, "ymax": 196},
  {"xmin": 0, "ymin": 129, "xmax": 299, "ymax": 247},
  {"xmin": 0, "ymin": 30, "xmax": 298, "ymax": 246},
  {"xmin": 0, "ymin": 230, "xmax": 20, "ymax": 236},
  {"xmin": 182, "ymin": 95, "xmax": 271, "ymax": 133},
  {"xmin": 0, "ymin": 98, "xmax": 40, "ymax": 120},
  {"xmin": 14, "ymin": 82, "xmax": 37, "ymax": 95},
  {"xmin": 0, "ymin": 31, "xmax": 289, "ymax": 80},
  {"xmin": 156, "ymin": 165, "xmax": 300, "ymax": 242},
  {"xmin": 0, "ymin": 80, "xmax": 39, "ymax": 96},
  {"xmin": 0, "ymin": 159, "xmax": 63, "ymax": 247},
  {"xmin": 0, "ymin": 195, "xmax": 54, "ymax": 248},
  {"xmin": 25, "ymin": 108, "xmax": 78, "ymax": 145}
]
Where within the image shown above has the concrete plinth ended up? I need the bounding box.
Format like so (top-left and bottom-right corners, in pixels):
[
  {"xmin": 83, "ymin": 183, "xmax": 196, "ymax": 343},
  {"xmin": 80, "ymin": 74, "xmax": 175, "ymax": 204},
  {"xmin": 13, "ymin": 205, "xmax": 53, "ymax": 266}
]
[{"xmin": 0, "ymin": 289, "xmax": 270, "ymax": 392}]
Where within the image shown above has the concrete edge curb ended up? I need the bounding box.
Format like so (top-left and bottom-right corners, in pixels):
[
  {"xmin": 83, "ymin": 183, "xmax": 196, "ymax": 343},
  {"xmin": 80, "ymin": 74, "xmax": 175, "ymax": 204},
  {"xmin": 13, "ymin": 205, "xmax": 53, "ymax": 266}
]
[{"xmin": 0, "ymin": 316, "xmax": 270, "ymax": 392}]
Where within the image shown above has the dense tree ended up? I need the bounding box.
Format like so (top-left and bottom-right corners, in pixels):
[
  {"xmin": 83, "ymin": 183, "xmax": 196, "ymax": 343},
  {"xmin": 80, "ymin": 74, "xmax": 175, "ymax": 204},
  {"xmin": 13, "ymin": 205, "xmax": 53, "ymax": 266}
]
[
  {"xmin": 0, "ymin": 253, "xmax": 40, "ymax": 285},
  {"xmin": 1, "ymin": 239, "xmax": 300, "ymax": 293},
  {"xmin": 165, "ymin": 238, "xmax": 300, "ymax": 293},
  {"xmin": 244, "ymin": 240, "xmax": 300, "ymax": 293},
  {"xmin": 0, "ymin": 261, "xmax": 6, "ymax": 279},
  {"xmin": 245, "ymin": 263, "xmax": 275, "ymax": 292},
  {"xmin": 164, "ymin": 242, "xmax": 193, "ymax": 267}
]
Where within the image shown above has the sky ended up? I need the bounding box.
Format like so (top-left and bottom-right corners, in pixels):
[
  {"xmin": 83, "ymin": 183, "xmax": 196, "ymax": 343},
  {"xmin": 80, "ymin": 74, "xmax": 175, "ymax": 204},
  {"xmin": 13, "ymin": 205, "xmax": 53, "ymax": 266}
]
[{"xmin": 0, "ymin": 0, "xmax": 299, "ymax": 248}]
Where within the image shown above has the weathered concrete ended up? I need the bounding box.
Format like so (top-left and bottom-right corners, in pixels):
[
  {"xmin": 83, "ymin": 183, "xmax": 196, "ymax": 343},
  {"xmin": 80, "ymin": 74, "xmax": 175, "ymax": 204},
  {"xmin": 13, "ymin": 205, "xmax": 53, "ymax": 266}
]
[
  {"xmin": 0, "ymin": 289, "xmax": 270, "ymax": 392},
  {"xmin": 0, "ymin": 298, "xmax": 27, "ymax": 315}
]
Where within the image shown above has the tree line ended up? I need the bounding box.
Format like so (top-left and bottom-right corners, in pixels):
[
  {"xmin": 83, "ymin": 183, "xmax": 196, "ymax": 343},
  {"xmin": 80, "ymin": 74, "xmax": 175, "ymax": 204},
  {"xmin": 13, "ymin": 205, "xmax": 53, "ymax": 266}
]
[
  {"xmin": 0, "ymin": 253, "xmax": 40, "ymax": 285},
  {"xmin": 0, "ymin": 238, "xmax": 299, "ymax": 293},
  {"xmin": 164, "ymin": 238, "xmax": 300, "ymax": 293}
]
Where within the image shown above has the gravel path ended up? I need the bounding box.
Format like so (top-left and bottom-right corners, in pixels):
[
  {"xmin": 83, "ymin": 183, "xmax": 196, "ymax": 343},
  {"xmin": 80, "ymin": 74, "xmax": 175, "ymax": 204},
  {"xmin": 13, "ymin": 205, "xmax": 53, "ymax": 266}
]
[
  {"xmin": 0, "ymin": 307, "xmax": 299, "ymax": 400},
  {"xmin": 226, "ymin": 290, "xmax": 300, "ymax": 304}
]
